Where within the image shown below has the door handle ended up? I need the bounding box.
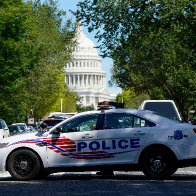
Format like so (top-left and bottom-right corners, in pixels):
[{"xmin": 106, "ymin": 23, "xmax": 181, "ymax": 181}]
[
  {"xmin": 134, "ymin": 131, "xmax": 145, "ymax": 136},
  {"xmin": 82, "ymin": 134, "xmax": 94, "ymax": 139}
]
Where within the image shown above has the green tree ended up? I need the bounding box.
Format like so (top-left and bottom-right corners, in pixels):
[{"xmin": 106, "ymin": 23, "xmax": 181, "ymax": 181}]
[
  {"xmin": 0, "ymin": 0, "xmax": 33, "ymax": 123},
  {"xmin": 76, "ymin": 0, "xmax": 196, "ymax": 121},
  {"xmin": 25, "ymin": 0, "xmax": 77, "ymax": 120},
  {"xmin": 77, "ymin": 104, "xmax": 95, "ymax": 112},
  {"xmin": 0, "ymin": 0, "xmax": 77, "ymax": 123},
  {"xmin": 116, "ymin": 89, "xmax": 150, "ymax": 109}
]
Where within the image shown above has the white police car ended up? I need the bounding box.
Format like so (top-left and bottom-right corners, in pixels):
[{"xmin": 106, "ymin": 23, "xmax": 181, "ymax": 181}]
[{"xmin": 0, "ymin": 109, "xmax": 196, "ymax": 180}]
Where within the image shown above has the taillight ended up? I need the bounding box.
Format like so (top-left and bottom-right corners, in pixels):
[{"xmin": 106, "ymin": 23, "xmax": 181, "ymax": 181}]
[{"xmin": 193, "ymin": 128, "xmax": 196, "ymax": 133}]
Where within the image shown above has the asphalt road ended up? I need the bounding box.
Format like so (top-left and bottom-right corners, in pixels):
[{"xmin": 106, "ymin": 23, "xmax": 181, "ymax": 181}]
[{"xmin": 0, "ymin": 168, "xmax": 196, "ymax": 196}]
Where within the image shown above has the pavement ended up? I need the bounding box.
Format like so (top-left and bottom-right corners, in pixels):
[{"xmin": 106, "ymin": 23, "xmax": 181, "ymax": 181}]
[{"xmin": 1, "ymin": 167, "xmax": 196, "ymax": 178}]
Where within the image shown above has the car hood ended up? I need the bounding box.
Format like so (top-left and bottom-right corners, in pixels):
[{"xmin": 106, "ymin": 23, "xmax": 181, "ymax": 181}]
[{"xmin": 0, "ymin": 131, "xmax": 48, "ymax": 144}]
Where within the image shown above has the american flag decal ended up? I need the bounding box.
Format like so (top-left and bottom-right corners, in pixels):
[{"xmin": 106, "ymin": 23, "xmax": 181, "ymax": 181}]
[{"xmin": 10, "ymin": 137, "xmax": 115, "ymax": 159}]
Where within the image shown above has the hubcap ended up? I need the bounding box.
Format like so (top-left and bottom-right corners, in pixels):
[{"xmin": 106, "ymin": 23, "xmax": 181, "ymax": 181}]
[
  {"xmin": 14, "ymin": 155, "xmax": 33, "ymax": 176},
  {"xmin": 153, "ymin": 159, "xmax": 162, "ymax": 169},
  {"xmin": 19, "ymin": 160, "xmax": 28, "ymax": 170},
  {"xmin": 150, "ymin": 156, "xmax": 166, "ymax": 173}
]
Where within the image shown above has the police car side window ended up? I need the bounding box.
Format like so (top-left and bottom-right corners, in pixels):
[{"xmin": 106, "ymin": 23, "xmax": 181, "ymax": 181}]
[
  {"xmin": 104, "ymin": 113, "xmax": 133, "ymax": 129},
  {"xmin": 104, "ymin": 113, "xmax": 155, "ymax": 129},
  {"xmin": 133, "ymin": 116, "xmax": 156, "ymax": 127},
  {"xmin": 61, "ymin": 114, "xmax": 100, "ymax": 133},
  {"xmin": 145, "ymin": 119, "xmax": 156, "ymax": 127}
]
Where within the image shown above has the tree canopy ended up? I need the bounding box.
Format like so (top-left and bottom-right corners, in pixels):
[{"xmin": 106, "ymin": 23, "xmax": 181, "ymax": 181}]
[
  {"xmin": 0, "ymin": 0, "xmax": 77, "ymax": 123},
  {"xmin": 75, "ymin": 0, "xmax": 196, "ymax": 121}
]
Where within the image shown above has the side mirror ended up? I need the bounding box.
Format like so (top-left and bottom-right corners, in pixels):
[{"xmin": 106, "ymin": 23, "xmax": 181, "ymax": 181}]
[{"xmin": 51, "ymin": 126, "xmax": 62, "ymax": 134}]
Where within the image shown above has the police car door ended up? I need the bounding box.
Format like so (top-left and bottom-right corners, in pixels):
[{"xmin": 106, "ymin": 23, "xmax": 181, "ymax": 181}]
[
  {"xmin": 97, "ymin": 112, "xmax": 151, "ymax": 165},
  {"xmin": 47, "ymin": 113, "xmax": 102, "ymax": 167}
]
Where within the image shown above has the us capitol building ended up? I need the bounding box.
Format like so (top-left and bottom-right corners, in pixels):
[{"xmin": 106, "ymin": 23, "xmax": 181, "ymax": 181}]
[{"xmin": 65, "ymin": 25, "xmax": 116, "ymax": 109}]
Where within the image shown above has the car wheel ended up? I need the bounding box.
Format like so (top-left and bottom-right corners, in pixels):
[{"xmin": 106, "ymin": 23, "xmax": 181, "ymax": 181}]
[
  {"xmin": 140, "ymin": 147, "xmax": 177, "ymax": 179},
  {"xmin": 7, "ymin": 149, "xmax": 41, "ymax": 180}
]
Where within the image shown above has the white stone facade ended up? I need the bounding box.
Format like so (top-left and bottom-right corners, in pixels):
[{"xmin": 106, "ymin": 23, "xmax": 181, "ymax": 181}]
[{"xmin": 65, "ymin": 25, "xmax": 116, "ymax": 109}]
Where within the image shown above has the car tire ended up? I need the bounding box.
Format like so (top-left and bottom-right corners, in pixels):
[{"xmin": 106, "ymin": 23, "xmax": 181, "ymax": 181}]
[
  {"xmin": 7, "ymin": 149, "xmax": 41, "ymax": 180},
  {"xmin": 140, "ymin": 147, "xmax": 177, "ymax": 179}
]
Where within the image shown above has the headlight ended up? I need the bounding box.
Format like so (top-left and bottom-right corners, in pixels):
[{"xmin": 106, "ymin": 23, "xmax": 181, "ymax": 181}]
[{"xmin": 0, "ymin": 143, "xmax": 9, "ymax": 149}]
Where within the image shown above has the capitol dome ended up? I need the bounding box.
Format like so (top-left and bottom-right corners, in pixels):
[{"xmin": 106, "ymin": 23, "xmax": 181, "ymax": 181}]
[
  {"xmin": 75, "ymin": 25, "xmax": 99, "ymax": 56},
  {"xmin": 65, "ymin": 24, "xmax": 116, "ymax": 108}
]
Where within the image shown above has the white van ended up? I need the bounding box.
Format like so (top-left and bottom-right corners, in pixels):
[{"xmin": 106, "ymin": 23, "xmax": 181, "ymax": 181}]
[
  {"xmin": 139, "ymin": 100, "xmax": 182, "ymax": 121},
  {"xmin": 0, "ymin": 119, "xmax": 10, "ymax": 139}
]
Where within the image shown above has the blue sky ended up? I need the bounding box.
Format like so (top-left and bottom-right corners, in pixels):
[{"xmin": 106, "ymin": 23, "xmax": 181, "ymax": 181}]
[{"xmin": 56, "ymin": 0, "xmax": 122, "ymax": 94}]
